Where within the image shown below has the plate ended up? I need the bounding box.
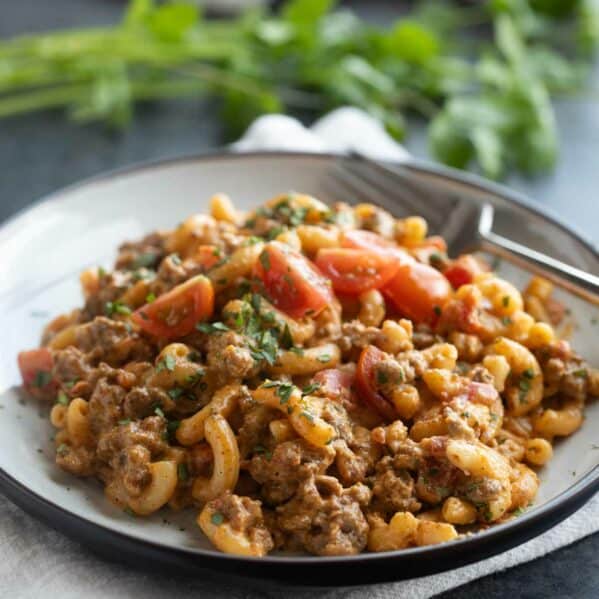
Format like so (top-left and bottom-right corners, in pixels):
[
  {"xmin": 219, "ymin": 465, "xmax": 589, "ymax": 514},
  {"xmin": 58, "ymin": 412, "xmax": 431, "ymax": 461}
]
[{"xmin": 0, "ymin": 151, "xmax": 597, "ymax": 586}]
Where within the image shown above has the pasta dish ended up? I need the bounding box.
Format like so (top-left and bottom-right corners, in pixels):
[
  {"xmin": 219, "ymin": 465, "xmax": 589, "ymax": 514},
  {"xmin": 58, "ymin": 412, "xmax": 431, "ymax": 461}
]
[{"xmin": 17, "ymin": 192, "xmax": 597, "ymax": 557}]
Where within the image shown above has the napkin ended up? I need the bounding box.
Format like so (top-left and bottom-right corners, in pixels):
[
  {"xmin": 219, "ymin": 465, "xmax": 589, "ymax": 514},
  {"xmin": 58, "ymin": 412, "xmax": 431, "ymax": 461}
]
[{"xmin": 1, "ymin": 107, "xmax": 597, "ymax": 599}]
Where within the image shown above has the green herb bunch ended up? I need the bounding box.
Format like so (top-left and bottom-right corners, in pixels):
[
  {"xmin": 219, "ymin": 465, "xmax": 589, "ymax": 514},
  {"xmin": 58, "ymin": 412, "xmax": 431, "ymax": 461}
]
[{"xmin": 0, "ymin": 0, "xmax": 597, "ymax": 178}]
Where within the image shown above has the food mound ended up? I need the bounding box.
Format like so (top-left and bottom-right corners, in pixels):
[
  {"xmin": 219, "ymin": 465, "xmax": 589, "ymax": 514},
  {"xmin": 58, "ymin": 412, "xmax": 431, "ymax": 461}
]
[{"xmin": 18, "ymin": 192, "xmax": 597, "ymax": 557}]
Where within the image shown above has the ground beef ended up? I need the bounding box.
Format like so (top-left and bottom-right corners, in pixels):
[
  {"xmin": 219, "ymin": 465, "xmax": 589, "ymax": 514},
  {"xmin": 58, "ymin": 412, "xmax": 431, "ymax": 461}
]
[
  {"xmin": 412, "ymin": 325, "xmax": 443, "ymax": 349},
  {"xmin": 237, "ymin": 404, "xmax": 279, "ymax": 459},
  {"xmin": 123, "ymin": 386, "xmax": 172, "ymax": 420},
  {"xmin": 205, "ymin": 331, "xmax": 259, "ymax": 383},
  {"xmin": 53, "ymin": 346, "xmax": 92, "ymax": 385},
  {"xmin": 249, "ymin": 439, "xmax": 335, "ymax": 505},
  {"xmin": 208, "ymin": 492, "xmax": 274, "ymax": 555},
  {"xmin": 339, "ymin": 321, "xmax": 382, "ymax": 353},
  {"xmin": 75, "ymin": 316, "xmax": 153, "ymax": 366},
  {"xmin": 88, "ymin": 377, "xmax": 127, "ymax": 435},
  {"xmin": 276, "ymin": 475, "xmax": 371, "ymax": 556},
  {"xmin": 335, "ymin": 426, "xmax": 380, "ymax": 485},
  {"xmin": 535, "ymin": 341, "xmax": 599, "ymax": 401},
  {"xmin": 81, "ymin": 270, "xmax": 136, "ymax": 319},
  {"xmin": 115, "ymin": 231, "xmax": 166, "ymax": 271},
  {"xmin": 96, "ymin": 416, "xmax": 167, "ymax": 497},
  {"xmin": 56, "ymin": 445, "xmax": 95, "ymax": 477},
  {"xmin": 370, "ymin": 456, "xmax": 421, "ymax": 515}
]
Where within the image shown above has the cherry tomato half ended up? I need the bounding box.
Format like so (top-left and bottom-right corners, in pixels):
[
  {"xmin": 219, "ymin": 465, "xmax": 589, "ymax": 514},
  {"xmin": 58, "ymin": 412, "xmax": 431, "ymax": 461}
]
[
  {"xmin": 314, "ymin": 248, "xmax": 399, "ymax": 295},
  {"xmin": 132, "ymin": 274, "xmax": 214, "ymax": 340},
  {"xmin": 382, "ymin": 261, "xmax": 452, "ymax": 324},
  {"xmin": 355, "ymin": 345, "xmax": 396, "ymax": 421},
  {"xmin": 18, "ymin": 347, "xmax": 57, "ymax": 400},
  {"xmin": 443, "ymin": 254, "xmax": 487, "ymax": 289},
  {"xmin": 253, "ymin": 241, "xmax": 334, "ymax": 319}
]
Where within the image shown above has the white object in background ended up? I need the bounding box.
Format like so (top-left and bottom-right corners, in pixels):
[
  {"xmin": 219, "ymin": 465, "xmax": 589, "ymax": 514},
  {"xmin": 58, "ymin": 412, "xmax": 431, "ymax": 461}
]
[{"xmin": 233, "ymin": 106, "xmax": 411, "ymax": 161}]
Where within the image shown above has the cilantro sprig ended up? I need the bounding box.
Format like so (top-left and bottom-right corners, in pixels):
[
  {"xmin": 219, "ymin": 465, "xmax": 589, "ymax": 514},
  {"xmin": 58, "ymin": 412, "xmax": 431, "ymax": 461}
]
[{"xmin": 0, "ymin": 0, "xmax": 595, "ymax": 178}]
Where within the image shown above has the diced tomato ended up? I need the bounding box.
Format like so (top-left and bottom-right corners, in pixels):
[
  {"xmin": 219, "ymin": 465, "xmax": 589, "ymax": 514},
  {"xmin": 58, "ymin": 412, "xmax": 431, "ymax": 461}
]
[
  {"xmin": 132, "ymin": 274, "xmax": 214, "ymax": 340},
  {"xmin": 342, "ymin": 230, "xmax": 411, "ymax": 262},
  {"xmin": 253, "ymin": 241, "xmax": 334, "ymax": 319},
  {"xmin": 195, "ymin": 245, "xmax": 222, "ymax": 271},
  {"xmin": 355, "ymin": 345, "xmax": 396, "ymax": 421},
  {"xmin": 313, "ymin": 368, "xmax": 355, "ymax": 403},
  {"xmin": 314, "ymin": 248, "xmax": 399, "ymax": 295},
  {"xmin": 17, "ymin": 348, "xmax": 57, "ymax": 400},
  {"xmin": 443, "ymin": 254, "xmax": 487, "ymax": 289},
  {"xmin": 382, "ymin": 261, "xmax": 452, "ymax": 324}
]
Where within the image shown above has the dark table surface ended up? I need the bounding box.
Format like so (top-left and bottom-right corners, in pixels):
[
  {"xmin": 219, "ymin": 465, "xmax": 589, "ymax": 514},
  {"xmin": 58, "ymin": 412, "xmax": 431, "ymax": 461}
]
[{"xmin": 1, "ymin": 1, "xmax": 598, "ymax": 597}]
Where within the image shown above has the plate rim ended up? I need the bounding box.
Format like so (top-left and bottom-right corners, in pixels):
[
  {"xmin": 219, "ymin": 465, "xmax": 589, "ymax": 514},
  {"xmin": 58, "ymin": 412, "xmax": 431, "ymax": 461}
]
[{"xmin": 1, "ymin": 149, "xmax": 598, "ymax": 581}]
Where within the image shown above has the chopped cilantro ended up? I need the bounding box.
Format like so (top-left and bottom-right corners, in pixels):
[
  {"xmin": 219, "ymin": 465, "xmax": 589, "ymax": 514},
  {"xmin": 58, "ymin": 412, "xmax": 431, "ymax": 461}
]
[
  {"xmin": 290, "ymin": 346, "xmax": 304, "ymax": 356},
  {"xmin": 168, "ymin": 388, "xmax": 184, "ymax": 400},
  {"xmin": 56, "ymin": 391, "xmax": 69, "ymax": 406},
  {"xmin": 300, "ymin": 411, "xmax": 315, "ymax": 423},
  {"xmin": 167, "ymin": 420, "xmax": 181, "ymax": 434},
  {"xmin": 211, "ymin": 512, "xmax": 224, "ymax": 526},
  {"xmin": 145, "ymin": 292, "xmax": 156, "ymax": 303},
  {"xmin": 253, "ymin": 445, "xmax": 273, "ymax": 460},
  {"xmin": 104, "ymin": 301, "xmax": 132, "ymax": 316},
  {"xmin": 302, "ymin": 382, "xmax": 321, "ymax": 395},
  {"xmin": 259, "ymin": 249, "xmax": 271, "ymax": 271},
  {"xmin": 196, "ymin": 321, "xmax": 230, "ymax": 334},
  {"xmin": 317, "ymin": 354, "xmax": 331, "ymax": 363},
  {"xmin": 156, "ymin": 354, "xmax": 176, "ymax": 372},
  {"xmin": 280, "ymin": 324, "xmax": 293, "ymax": 349},
  {"xmin": 376, "ymin": 371, "xmax": 389, "ymax": 385},
  {"xmin": 573, "ymin": 368, "xmax": 588, "ymax": 378},
  {"xmin": 433, "ymin": 305, "xmax": 442, "ymax": 317},
  {"xmin": 154, "ymin": 406, "xmax": 165, "ymax": 418},
  {"xmin": 170, "ymin": 253, "xmax": 182, "ymax": 265},
  {"xmin": 33, "ymin": 370, "xmax": 52, "ymax": 388},
  {"xmin": 177, "ymin": 463, "xmax": 189, "ymax": 481},
  {"xmin": 98, "ymin": 266, "xmax": 107, "ymax": 278},
  {"xmin": 522, "ymin": 368, "xmax": 535, "ymax": 379},
  {"xmin": 118, "ymin": 418, "xmax": 131, "ymax": 426},
  {"xmin": 502, "ymin": 295, "xmax": 510, "ymax": 307},
  {"xmin": 56, "ymin": 443, "xmax": 69, "ymax": 455},
  {"xmin": 502, "ymin": 316, "xmax": 513, "ymax": 326},
  {"xmin": 132, "ymin": 252, "xmax": 158, "ymax": 269}
]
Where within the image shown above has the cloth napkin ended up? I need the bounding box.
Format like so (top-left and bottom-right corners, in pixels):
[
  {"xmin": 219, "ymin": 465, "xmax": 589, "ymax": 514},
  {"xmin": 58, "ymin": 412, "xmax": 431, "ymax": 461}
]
[{"xmin": 1, "ymin": 107, "xmax": 597, "ymax": 599}]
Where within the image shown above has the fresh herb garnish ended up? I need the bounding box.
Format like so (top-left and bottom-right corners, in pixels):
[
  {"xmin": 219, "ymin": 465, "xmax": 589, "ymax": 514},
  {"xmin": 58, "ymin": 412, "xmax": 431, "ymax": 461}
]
[
  {"xmin": 156, "ymin": 354, "xmax": 176, "ymax": 373},
  {"xmin": 196, "ymin": 321, "xmax": 230, "ymax": 334},
  {"xmin": 177, "ymin": 463, "xmax": 189, "ymax": 481},
  {"xmin": 302, "ymin": 382, "xmax": 321, "ymax": 395},
  {"xmin": 211, "ymin": 512, "xmax": 224, "ymax": 526},
  {"xmin": 56, "ymin": 391, "xmax": 69, "ymax": 406},
  {"xmin": 33, "ymin": 370, "xmax": 52, "ymax": 388},
  {"xmin": 104, "ymin": 300, "xmax": 132, "ymax": 316},
  {"xmin": 317, "ymin": 354, "xmax": 331, "ymax": 363},
  {"xmin": 259, "ymin": 250, "xmax": 271, "ymax": 272},
  {"xmin": 145, "ymin": 292, "xmax": 156, "ymax": 303}
]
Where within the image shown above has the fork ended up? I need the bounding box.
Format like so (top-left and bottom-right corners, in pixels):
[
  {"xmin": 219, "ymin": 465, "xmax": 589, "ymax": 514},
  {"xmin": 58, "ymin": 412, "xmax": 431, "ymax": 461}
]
[{"xmin": 324, "ymin": 152, "xmax": 599, "ymax": 304}]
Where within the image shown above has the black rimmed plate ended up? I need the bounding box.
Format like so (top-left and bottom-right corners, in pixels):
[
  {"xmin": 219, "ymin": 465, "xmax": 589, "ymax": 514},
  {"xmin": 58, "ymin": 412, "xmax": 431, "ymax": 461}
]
[{"xmin": 0, "ymin": 151, "xmax": 597, "ymax": 586}]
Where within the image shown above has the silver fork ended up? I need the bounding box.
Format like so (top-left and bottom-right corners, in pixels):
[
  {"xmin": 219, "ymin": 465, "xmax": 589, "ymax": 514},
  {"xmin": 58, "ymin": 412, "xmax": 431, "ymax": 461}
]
[{"xmin": 324, "ymin": 152, "xmax": 599, "ymax": 303}]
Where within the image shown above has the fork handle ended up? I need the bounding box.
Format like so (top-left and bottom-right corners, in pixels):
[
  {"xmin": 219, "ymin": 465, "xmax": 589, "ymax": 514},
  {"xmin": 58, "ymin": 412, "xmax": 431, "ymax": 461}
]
[{"xmin": 479, "ymin": 232, "xmax": 599, "ymax": 306}]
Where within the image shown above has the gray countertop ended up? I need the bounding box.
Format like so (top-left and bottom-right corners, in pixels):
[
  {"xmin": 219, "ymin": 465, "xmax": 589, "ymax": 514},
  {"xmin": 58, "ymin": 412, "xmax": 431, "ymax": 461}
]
[{"xmin": 1, "ymin": 1, "xmax": 598, "ymax": 597}]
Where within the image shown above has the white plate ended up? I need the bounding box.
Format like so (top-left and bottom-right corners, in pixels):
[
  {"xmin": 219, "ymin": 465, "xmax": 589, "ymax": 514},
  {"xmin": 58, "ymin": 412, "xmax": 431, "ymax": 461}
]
[{"xmin": 0, "ymin": 151, "xmax": 597, "ymax": 585}]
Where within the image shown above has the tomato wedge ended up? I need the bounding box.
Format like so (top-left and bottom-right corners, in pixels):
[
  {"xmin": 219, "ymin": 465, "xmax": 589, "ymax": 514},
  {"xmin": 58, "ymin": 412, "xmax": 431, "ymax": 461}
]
[
  {"xmin": 253, "ymin": 241, "xmax": 334, "ymax": 319},
  {"xmin": 342, "ymin": 229, "xmax": 411, "ymax": 263},
  {"xmin": 355, "ymin": 345, "xmax": 396, "ymax": 421},
  {"xmin": 314, "ymin": 248, "xmax": 399, "ymax": 295},
  {"xmin": 132, "ymin": 274, "xmax": 214, "ymax": 340},
  {"xmin": 18, "ymin": 347, "xmax": 57, "ymax": 400},
  {"xmin": 312, "ymin": 368, "xmax": 355, "ymax": 403},
  {"xmin": 382, "ymin": 261, "xmax": 452, "ymax": 324},
  {"xmin": 443, "ymin": 254, "xmax": 487, "ymax": 289}
]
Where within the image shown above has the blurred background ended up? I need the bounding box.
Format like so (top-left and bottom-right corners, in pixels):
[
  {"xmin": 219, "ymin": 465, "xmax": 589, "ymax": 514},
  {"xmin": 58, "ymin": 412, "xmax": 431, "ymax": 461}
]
[{"xmin": 2, "ymin": 0, "xmax": 599, "ymax": 236}]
